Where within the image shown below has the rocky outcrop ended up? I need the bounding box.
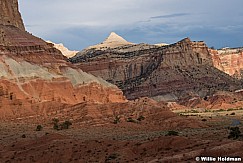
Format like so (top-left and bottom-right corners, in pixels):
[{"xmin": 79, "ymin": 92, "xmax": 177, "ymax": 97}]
[
  {"xmin": 0, "ymin": 1, "xmax": 67, "ymax": 66},
  {"xmin": 46, "ymin": 41, "xmax": 78, "ymax": 58},
  {"xmin": 178, "ymin": 90, "xmax": 243, "ymax": 110},
  {"xmin": 0, "ymin": 25, "xmax": 67, "ymax": 67},
  {"xmin": 70, "ymin": 37, "xmax": 241, "ymax": 100},
  {"xmin": 0, "ymin": 55, "xmax": 126, "ymax": 119},
  {"xmin": 210, "ymin": 48, "xmax": 243, "ymax": 79},
  {"xmin": 0, "ymin": 0, "xmax": 25, "ymax": 30},
  {"xmin": 0, "ymin": 1, "xmax": 127, "ymax": 120}
]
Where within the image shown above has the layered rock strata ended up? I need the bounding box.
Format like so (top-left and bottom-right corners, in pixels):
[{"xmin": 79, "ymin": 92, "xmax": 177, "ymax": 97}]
[
  {"xmin": 210, "ymin": 48, "xmax": 243, "ymax": 79},
  {"xmin": 71, "ymin": 35, "xmax": 241, "ymax": 100},
  {"xmin": 0, "ymin": 0, "xmax": 126, "ymax": 119}
]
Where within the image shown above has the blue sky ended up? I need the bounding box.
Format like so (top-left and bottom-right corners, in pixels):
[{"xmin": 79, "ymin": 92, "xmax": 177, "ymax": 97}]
[{"xmin": 19, "ymin": 0, "xmax": 243, "ymax": 50}]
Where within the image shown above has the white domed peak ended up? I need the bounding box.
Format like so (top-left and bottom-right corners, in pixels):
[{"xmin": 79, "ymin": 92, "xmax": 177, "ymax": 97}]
[{"xmin": 103, "ymin": 32, "xmax": 129, "ymax": 44}]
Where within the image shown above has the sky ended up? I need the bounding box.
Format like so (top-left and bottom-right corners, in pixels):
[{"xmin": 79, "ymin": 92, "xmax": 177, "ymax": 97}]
[{"xmin": 19, "ymin": 0, "xmax": 243, "ymax": 51}]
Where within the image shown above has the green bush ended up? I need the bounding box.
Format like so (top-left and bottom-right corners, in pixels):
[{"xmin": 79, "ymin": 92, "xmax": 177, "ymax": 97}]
[{"xmin": 166, "ymin": 130, "xmax": 179, "ymax": 136}]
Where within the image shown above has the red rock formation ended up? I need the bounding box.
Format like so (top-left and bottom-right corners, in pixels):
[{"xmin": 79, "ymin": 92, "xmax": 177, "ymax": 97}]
[
  {"xmin": 0, "ymin": 0, "xmax": 25, "ymax": 30},
  {"xmin": 0, "ymin": 0, "xmax": 127, "ymax": 120},
  {"xmin": 210, "ymin": 48, "xmax": 243, "ymax": 78},
  {"xmin": 71, "ymin": 37, "xmax": 241, "ymax": 100},
  {"xmin": 178, "ymin": 90, "xmax": 243, "ymax": 110}
]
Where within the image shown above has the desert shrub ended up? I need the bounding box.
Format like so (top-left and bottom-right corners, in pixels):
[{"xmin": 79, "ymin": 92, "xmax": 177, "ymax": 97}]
[
  {"xmin": 21, "ymin": 134, "xmax": 26, "ymax": 138},
  {"xmin": 230, "ymin": 112, "xmax": 236, "ymax": 115},
  {"xmin": 52, "ymin": 118, "xmax": 59, "ymax": 123},
  {"xmin": 166, "ymin": 130, "xmax": 179, "ymax": 136},
  {"xmin": 201, "ymin": 119, "xmax": 207, "ymax": 122},
  {"xmin": 137, "ymin": 115, "xmax": 145, "ymax": 121},
  {"xmin": 127, "ymin": 117, "xmax": 137, "ymax": 123},
  {"xmin": 53, "ymin": 123, "xmax": 59, "ymax": 130},
  {"xmin": 218, "ymin": 109, "xmax": 224, "ymax": 112},
  {"xmin": 228, "ymin": 127, "xmax": 241, "ymax": 140},
  {"xmin": 60, "ymin": 120, "xmax": 72, "ymax": 130},
  {"xmin": 227, "ymin": 108, "xmax": 234, "ymax": 111},
  {"xmin": 113, "ymin": 116, "xmax": 120, "ymax": 124},
  {"xmin": 36, "ymin": 125, "xmax": 43, "ymax": 131},
  {"xmin": 52, "ymin": 118, "xmax": 72, "ymax": 130},
  {"xmin": 52, "ymin": 118, "xmax": 59, "ymax": 130},
  {"xmin": 191, "ymin": 110, "xmax": 199, "ymax": 113}
]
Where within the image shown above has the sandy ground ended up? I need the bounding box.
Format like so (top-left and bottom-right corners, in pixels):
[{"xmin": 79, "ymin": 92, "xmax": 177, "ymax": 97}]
[{"xmin": 0, "ymin": 113, "xmax": 243, "ymax": 163}]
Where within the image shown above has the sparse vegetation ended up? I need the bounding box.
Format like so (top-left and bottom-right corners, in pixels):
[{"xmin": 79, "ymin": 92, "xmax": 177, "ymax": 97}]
[
  {"xmin": 36, "ymin": 125, "xmax": 43, "ymax": 131},
  {"xmin": 215, "ymin": 109, "xmax": 224, "ymax": 112},
  {"xmin": 166, "ymin": 130, "xmax": 179, "ymax": 136},
  {"xmin": 60, "ymin": 121, "xmax": 72, "ymax": 130},
  {"xmin": 137, "ymin": 115, "xmax": 145, "ymax": 121},
  {"xmin": 228, "ymin": 127, "xmax": 241, "ymax": 140},
  {"xmin": 52, "ymin": 118, "xmax": 59, "ymax": 130},
  {"xmin": 113, "ymin": 116, "xmax": 120, "ymax": 124},
  {"xmin": 52, "ymin": 118, "xmax": 72, "ymax": 130},
  {"xmin": 127, "ymin": 117, "xmax": 137, "ymax": 123}
]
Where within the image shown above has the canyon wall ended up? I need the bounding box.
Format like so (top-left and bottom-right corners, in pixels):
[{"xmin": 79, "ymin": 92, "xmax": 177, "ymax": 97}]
[
  {"xmin": 210, "ymin": 48, "xmax": 243, "ymax": 79},
  {"xmin": 71, "ymin": 38, "xmax": 240, "ymax": 100},
  {"xmin": 0, "ymin": 0, "xmax": 25, "ymax": 30}
]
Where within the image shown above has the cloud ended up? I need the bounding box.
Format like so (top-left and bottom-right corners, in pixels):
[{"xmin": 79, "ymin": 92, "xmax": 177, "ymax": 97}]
[
  {"xmin": 18, "ymin": 0, "xmax": 243, "ymax": 50},
  {"xmin": 150, "ymin": 13, "xmax": 190, "ymax": 19}
]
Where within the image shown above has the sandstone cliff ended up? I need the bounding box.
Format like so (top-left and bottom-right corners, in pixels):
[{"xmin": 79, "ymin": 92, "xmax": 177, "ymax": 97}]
[
  {"xmin": 0, "ymin": 0, "xmax": 25, "ymax": 30},
  {"xmin": 71, "ymin": 36, "xmax": 241, "ymax": 101},
  {"xmin": 210, "ymin": 48, "xmax": 243, "ymax": 79},
  {"xmin": 46, "ymin": 41, "xmax": 78, "ymax": 58},
  {"xmin": 0, "ymin": 0, "xmax": 127, "ymax": 119}
]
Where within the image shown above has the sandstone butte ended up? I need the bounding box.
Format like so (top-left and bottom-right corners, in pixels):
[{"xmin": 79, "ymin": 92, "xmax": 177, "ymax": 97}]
[{"xmin": 70, "ymin": 32, "xmax": 242, "ymax": 101}]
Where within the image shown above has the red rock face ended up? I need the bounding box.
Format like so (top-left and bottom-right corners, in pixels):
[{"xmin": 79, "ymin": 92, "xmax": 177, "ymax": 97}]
[
  {"xmin": 0, "ymin": 78, "xmax": 126, "ymax": 120},
  {"xmin": 0, "ymin": 25, "xmax": 67, "ymax": 66},
  {"xmin": 71, "ymin": 38, "xmax": 241, "ymax": 100},
  {"xmin": 0, "ymin": 0, "xmax": 127, "ymax": 120},
  {"xmin": 210, "ymin": 48, "xmax": 243, "ymax": 78},
  {"xmin": 0, "ymin": 0, "xmax": 25, "ymax": 30}
]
